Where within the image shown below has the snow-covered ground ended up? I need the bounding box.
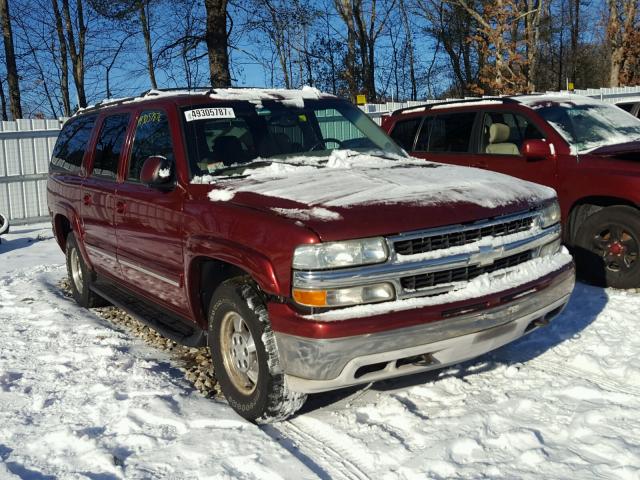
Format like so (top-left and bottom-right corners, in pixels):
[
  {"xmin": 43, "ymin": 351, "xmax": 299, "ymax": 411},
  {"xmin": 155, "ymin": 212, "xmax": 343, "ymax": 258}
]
[{"xmin": 1, "ymin": 223, "xmax": 639, "ymax": 479}]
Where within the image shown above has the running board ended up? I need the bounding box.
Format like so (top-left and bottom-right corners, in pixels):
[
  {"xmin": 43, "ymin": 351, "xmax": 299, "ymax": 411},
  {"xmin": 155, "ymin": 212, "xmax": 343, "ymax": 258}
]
[{"xmin": 91, "ymin": 280, "xmax": 207, "ymax": 347}]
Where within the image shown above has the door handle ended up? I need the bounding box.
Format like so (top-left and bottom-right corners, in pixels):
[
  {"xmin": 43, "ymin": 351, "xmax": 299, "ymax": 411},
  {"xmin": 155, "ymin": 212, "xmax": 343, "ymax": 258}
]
[
  {"xmin": 83, "ymin": 194, "xmax": 92, "ymax": 206},
  {"xmin": 116, "ymin": 201, "xmax": 127, "ymax": 214}
]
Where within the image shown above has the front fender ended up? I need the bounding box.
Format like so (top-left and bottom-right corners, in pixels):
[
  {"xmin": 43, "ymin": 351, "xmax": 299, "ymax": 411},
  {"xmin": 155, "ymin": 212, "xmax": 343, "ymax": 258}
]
[{"xmin": 185, "ymin": 235, "xmax": 282, "ymax": 296}]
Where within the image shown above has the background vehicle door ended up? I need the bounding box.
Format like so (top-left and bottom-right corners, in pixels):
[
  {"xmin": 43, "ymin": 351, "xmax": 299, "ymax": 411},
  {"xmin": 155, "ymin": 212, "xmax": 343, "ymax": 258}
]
[
  {"xmin": 115, "ymin": 109, "xmax": 189, "ymax": 314},
  {"xmin": 475, "ymin": 111, "xmax": 558, "ymax": 189},
  {"xmin": 81, "ymin": 113, "xmax": 130, "ymax": 276},
  {"xmin": 407, "ymin": 112, "xmax": 487, "ymax": 168}
]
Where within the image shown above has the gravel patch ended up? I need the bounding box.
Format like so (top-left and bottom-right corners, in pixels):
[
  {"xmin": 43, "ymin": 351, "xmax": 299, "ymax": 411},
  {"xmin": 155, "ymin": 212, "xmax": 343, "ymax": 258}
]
[{"xmin": 59, "ymin": 278, "xmax": 220, "ymax": 398}]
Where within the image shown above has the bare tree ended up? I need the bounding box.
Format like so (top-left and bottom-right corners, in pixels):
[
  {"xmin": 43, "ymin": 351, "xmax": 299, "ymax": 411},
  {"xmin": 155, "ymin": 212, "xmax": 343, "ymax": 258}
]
[
  {"xmin": 334, "ymin": 0, "xmax": 397, "ymax": 101},
  {"xmin": 61, "ymin": 0, "xmax": 88, "ymax": 107},
  {"xmin": 204, "ymin": 0, "xmax": 231, "ymax": 87},
  {"xmin": 0, "ymin": 76, "xmax": 7, "ymax": 120},
  {"xmin": 0, "ymin": 0, "xmax": 21, "ymax": 118},
  {"xmin": 52, "ymin": 0, "xmax": 71, "ymax": 115}
]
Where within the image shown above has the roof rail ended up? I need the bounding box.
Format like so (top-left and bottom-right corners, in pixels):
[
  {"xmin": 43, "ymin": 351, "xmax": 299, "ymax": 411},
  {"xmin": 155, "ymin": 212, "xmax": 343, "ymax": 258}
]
[
  {"xmin": 391, "ymin": 97, "xmax": 520, "ymax": 116},
  {"xmin": 141, "ymin": 87, "xmax": 214, "ymax": 97},
  {"xmin": 73, "ymin": 96, "xmax": 140, "ymax": 116}
]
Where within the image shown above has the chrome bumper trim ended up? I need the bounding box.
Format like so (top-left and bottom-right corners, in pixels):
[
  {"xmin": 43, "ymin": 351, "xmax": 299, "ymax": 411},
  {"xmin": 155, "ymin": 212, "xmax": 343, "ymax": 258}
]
[
  {"xmin": 277, "ymin": 269, "xmax": 574, "ymax": 392},
  {"xmin": 292, "ymin": 224, "xmax": 561, "ymax": 294}
]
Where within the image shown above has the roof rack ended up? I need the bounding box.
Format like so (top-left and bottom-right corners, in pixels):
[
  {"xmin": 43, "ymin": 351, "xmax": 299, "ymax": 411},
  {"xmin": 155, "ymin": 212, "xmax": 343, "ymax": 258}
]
[
  {"xmin": 140, "ymin": 87, "xmax": 213, "ymax": 97},
  {"xmin": 391, "ymin": 97, "xmax": 521, "ymax": 116}
]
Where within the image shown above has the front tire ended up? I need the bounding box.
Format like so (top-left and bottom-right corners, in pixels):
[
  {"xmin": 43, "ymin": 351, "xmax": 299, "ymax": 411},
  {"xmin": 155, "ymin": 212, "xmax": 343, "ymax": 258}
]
[
  {"xmin": 65, "ymin": 233, "xmax": 107, "ymax": 307},
  {"xmin": 208, "ymin": 277, "xmax": 306, "ymax": 422},
  {"xmin": 574, "ymin": 206, "xmax": 640, "ymax": 288}
]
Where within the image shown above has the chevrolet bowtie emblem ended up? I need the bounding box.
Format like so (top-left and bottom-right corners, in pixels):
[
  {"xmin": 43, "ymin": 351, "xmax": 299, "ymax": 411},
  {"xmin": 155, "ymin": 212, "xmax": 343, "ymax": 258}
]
[{"xmin": 472, "ymin": 245, "xmax": 506, "ymax": 267}]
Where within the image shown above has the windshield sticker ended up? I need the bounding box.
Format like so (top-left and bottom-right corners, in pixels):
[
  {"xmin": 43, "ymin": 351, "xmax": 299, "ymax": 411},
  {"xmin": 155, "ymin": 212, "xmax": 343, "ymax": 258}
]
[
  {"xmin": 138, "ymin": 111, "xmax": 162, "ymax": 126},
  {"xmin": 184, "ymin": 108, "xmax": 235, "ymax": 122}
]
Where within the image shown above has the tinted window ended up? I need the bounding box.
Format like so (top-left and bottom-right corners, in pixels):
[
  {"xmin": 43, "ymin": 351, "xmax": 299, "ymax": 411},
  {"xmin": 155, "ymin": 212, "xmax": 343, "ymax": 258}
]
[
  {"xmin": 92, "ymin": 114, "xmax": 130, "ymax": 179},
  {"xmin": 128, "ymin": 110, "xmax": 174, "ymax": 182},
  {"xmin": 415, "ymin": 113, "xmax": 476, "ymax": 153},
  {"xmin": 50, "ymin": 115, "xmax": 97, "ymax": 172},
  {"xmin": 617, "ymin": 103, "xmax": 634, "ymax": 113},
  {"xmin": 389, "ymin": 118, "xmax": 421, "ymax": 150}
]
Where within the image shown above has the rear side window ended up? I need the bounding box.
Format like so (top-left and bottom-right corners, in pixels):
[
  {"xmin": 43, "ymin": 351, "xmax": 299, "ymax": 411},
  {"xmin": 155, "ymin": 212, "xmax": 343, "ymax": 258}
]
[
  {"xmin": 128, "ymin": 110, "xmax": 174, "ymax": 183},
  {"xmin": 92, "ymin": 113, "xmax": 131, "ymax": 179},
  {"xmin": 389, "ymin": 118, "xmax": 421, "ymax": 151},
  {"xmin": 415, "ymin": 112, "xmax": 476, "ymax": 153},
  {"xmin": 50, "ymin": 115, "xmax": 97, "ymax": 173}
]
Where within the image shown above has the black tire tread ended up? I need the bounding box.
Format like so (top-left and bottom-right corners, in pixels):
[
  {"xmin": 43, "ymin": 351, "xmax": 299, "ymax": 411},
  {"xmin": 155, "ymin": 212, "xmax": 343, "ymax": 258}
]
[{"xmin": 209, "ymin": 276, "xmax": 306, "ymax": 423}]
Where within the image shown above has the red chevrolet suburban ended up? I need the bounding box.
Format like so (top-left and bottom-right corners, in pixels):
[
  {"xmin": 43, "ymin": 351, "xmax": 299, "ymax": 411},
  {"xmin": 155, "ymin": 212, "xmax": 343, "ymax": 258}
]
[
  {"xmin": 384, "ymin": 95, "xmax": 640, "ymax": 288},
  {"xmin": 47, "ymin": 87, "xmax": 574, "ymax": 422}
]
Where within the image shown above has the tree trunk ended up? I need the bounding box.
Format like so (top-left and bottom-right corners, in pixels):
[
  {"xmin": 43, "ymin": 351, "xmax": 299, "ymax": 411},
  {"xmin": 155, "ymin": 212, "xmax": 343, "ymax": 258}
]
[
  {"xmin": 0, "ymin": 0, "xmax": 21, "ymax": 119},
  {"xmin": 52, "ymin": 0, "xmax": 71, "ymax": 116},
  {"xmin": 138, "ymin": 1, "xmax": 157, "ymax": 89},
  {"xmin": 62, "ymin": 0, "xmax": 87, "ymax": 108},
  {"xmin": 335, "ymin": 0, "xmax": 359, "ymax": 99},
  {"xmin": 204, "ymin": 0, "xmax": 231, "ymax": 88},
  {"xmin": 399, "ymin": 0, "xmax": 417, "ymax": 99},
  {"xmin": 0, "ymin": 78, "xmax": 7, "ymax": 121}
]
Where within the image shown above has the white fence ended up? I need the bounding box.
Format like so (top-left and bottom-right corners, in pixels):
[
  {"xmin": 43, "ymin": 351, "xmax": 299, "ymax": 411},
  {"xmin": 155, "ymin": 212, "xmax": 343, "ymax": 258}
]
[{"xmin": 0, "ymin": 119, "xmax": 64, "ymax": 225}]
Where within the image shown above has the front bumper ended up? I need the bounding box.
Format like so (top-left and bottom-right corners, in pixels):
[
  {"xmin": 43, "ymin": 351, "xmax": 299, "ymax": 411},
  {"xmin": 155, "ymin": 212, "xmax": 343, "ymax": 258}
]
[{"xmin": 276, "ymin": 265, "xmax": 574, "ymax": 394}]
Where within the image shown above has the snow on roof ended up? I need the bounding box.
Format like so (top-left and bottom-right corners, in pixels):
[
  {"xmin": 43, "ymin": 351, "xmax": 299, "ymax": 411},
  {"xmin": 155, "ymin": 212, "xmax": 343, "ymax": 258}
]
[
  {"xmin": 75, "ymin": 86, "xmax": 333, "ymax": 116},
  {"xmin": 515, "ymin": 94, "xmax": 600, "ymax": 107}
]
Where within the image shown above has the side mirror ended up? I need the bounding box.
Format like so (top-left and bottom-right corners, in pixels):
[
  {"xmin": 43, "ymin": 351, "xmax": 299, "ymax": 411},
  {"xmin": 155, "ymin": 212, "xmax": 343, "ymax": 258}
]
[
  {"xmin": 140, "ymin": 156, "xmax": 174, "ymax": 189},
  {"xmin": 521, "ymin": 139, "xmax": 551, "ymax": 161}
]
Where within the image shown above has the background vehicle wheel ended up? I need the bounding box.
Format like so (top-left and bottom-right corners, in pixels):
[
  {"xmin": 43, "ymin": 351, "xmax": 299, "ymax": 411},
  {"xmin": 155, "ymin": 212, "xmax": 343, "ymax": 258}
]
[
  {"xmin": 208, "ymin": 276, "xmax": 307, "ymax": 422},
  {"xmin": 65, "ymin": 233, "xmax": 107, "ymax": 307},
  {"xmin": 0, "ymin": 212, "xmax": 9, "ymax": 236},
  {"xmin": 574, "ymin": 206, "xmax": 640, "ymax": 288}
]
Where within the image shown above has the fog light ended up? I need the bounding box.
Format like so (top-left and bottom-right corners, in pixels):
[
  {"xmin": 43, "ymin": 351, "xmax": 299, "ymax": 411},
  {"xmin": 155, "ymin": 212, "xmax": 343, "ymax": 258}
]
[
  {"xmin": 539, "ymin": 238, "xmax": 562, "ymax": 257},
  {"xmin": 292, "ymin": 283, "xmax": 395, "ymax": 307}
]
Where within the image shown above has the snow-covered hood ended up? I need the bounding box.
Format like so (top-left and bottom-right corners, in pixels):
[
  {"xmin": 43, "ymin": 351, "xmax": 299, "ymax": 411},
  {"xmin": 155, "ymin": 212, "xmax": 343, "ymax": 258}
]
[{"xmin": 196, "ymin": 150, "xmax": 556, "ymax": 241}]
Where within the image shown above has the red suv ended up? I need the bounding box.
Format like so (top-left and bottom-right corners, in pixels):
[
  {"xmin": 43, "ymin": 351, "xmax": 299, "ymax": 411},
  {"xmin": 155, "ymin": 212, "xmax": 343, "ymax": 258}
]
[
  {"xmin": 384, "ymin": 95, "xmax": 640, "ymax": 288},
  {"xmin": 48, "ymin": 88, "xmax": 574, "ymax": 422}
]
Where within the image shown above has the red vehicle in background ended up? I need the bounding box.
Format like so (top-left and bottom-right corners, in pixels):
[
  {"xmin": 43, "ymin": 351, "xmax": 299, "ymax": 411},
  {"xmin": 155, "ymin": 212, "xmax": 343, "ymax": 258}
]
[
  {"xmin": 383, "ymin": 95, "xmax": 640, "ymax": 288},
  {"xmin": 48, "ymin": 88, "xmax": 574, "ymax": 422}
]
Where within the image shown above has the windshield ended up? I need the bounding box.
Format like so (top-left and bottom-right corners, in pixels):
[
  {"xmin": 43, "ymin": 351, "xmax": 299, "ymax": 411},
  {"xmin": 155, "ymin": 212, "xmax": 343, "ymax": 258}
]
[
  {"xmin": 534, "ymin": 100, "xmax": 640, "ymax": 153},
  {"xmin": 183, "ymin": 99, "xmax": 405, "ymax": 179}
]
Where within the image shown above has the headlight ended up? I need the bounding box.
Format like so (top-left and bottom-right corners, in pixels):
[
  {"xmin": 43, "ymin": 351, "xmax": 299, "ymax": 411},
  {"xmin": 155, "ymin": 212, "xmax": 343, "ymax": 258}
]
[
  {"xmin": 293, "ymin": 237, "xmax": 388, "ymax": 270},
  {"xmin": 539, "ymin": 201, "xmax": 561, "ymax": 228}
]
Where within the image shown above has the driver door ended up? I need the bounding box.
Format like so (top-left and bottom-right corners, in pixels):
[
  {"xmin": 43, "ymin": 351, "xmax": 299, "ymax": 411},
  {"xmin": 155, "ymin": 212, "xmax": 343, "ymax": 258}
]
[{"xmin": 115, "ymin": 108, "xmax": 189, "ymax": 315}]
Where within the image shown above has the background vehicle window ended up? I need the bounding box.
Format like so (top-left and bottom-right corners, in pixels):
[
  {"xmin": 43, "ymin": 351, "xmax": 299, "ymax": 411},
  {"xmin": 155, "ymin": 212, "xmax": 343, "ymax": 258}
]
[
  {"xmin": 480, "ymin": 112, "xmax": 544, "ymax": 155},
  {"xmin": 415, "ymin": 112, "xmax": 475, "ymax": 153},
  {"xmin": 128, "ymin": 111, "xmax": 175, "ymax": 182},
  {"xmin": 92, "ymin": 114, "xmax": 130, "ymax": 179},
  {"xmin": 50, "ymin": 115, "xmax": 97, "ymax": 173},
  {"xmin": 389, "ymin": 118, "xmax": 421, "ymax": 151}
]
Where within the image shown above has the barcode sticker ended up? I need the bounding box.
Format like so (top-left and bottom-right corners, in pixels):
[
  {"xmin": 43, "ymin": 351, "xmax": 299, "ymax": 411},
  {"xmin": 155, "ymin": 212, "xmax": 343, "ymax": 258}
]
[{"xmin": 184, "ymin": 108, "xmax": 236, "ymax": 122}]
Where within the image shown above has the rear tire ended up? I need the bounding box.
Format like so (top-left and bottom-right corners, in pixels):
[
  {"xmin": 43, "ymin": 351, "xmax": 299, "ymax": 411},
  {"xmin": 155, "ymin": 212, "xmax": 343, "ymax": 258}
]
[
  {"xmin": 65, "ymin": 233, "xmax": 107, "ymax": 308},
  {"xmin": 208, "ymin": 276, "xmax": 306, "ymax": 422},
  {"xmin": 574, "ymin": 206, "xmax": 640, "ymax": 288}
]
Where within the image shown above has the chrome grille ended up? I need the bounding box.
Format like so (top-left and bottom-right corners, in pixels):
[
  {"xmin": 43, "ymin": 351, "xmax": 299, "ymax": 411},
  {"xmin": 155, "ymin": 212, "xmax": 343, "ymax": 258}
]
[
  {"xmin": 400, "ymin": 250, "xmax": 534, "ymax": 292},
  {"xmin": 394, "ymin": 216, "xmax": 535, "ymax": 256}
]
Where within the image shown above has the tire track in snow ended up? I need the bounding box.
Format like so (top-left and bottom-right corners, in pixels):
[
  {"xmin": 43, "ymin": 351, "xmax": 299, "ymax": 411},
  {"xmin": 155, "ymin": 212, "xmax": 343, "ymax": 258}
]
[
  {"xmin": 263, "ymin": 418, "xmax": 371, "ymax": 480},
  {"xmin": 525, "ymin": 358, "xmax": 640, "ymax": 398}
]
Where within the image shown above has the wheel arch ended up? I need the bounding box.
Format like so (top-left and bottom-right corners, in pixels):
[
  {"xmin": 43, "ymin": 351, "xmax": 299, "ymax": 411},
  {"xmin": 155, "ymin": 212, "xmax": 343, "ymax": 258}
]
[{"xmin": 566, "ymin": 196, "xmax": 639, "ymax": 244}]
